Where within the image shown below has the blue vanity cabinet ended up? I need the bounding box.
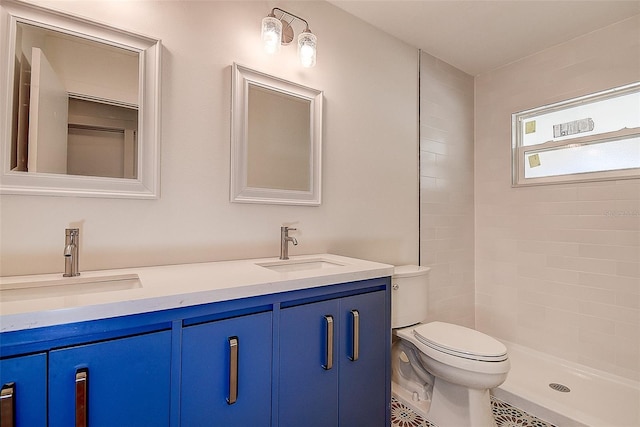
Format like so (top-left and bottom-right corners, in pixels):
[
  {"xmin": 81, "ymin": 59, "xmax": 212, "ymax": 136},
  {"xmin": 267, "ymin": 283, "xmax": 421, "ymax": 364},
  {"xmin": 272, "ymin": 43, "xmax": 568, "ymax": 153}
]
[
  {"xmin": 338, "ymin": 291, "xmax": 387, "ymax": 426},
  {"xmin": 0, "ymin": 353, "xmax": 47, "ymax": 426},
  {"xmin": 48, "ymin": 330, "xmax": 172, "ymax": 427},
  {"xmin": 278, "ymin": 289, "xmax": 387, "ymax": 426},
  {"xmin": 180, "ymin": 311, "xmax": 272, "ymax": 427},
  {"xmin": 279, "ymin": 298, "xmax": 339, "ymax": 426},
  {"xmin": 1, "ymin": 273, "xmax": 390, "ymax": 427}
]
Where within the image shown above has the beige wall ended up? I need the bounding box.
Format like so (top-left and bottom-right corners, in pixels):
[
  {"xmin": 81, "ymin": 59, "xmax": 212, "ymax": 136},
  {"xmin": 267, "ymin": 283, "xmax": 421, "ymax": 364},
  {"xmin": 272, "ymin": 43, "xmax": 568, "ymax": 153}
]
[
  {"xmin": 419, "ymin": 52, "xmax": 475, "ymax": 327},
  {"xmin": 475, "ymin": 16, "xmax": 640, "ymax": 380},
  {"xmin": 0, "ymin": 1, "xmax": 419, "ymax": 275}
]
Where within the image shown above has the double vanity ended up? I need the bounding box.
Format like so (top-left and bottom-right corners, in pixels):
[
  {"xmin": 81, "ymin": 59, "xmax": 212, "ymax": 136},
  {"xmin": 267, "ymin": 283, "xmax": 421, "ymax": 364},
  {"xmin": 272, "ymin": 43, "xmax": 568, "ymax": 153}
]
[{"xmin": 0, "ymin": 254, "xmax": 393, "ymax": 426}]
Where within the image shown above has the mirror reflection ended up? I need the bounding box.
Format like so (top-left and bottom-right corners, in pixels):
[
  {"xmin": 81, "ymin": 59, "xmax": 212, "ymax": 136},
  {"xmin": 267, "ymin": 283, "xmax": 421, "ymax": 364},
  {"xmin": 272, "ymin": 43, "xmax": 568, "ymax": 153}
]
[
  {"xmin": 247, "ymin": 84, "xmax": 311, "ymax": 191},
  {"xmin": 11, "ymin": 23, "xmax": 139, "ymax": 179}
]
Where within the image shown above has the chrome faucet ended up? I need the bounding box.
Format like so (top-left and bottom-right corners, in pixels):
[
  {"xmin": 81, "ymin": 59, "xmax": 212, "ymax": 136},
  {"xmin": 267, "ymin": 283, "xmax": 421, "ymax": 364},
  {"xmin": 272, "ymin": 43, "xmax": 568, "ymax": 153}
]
[
  {"xmin": 280, "ymin": 226, "xmax": 298, "ymax": 260},
  {"xmin": 63, "ymin": 228, "xmax": 80, "ymax": 277}
]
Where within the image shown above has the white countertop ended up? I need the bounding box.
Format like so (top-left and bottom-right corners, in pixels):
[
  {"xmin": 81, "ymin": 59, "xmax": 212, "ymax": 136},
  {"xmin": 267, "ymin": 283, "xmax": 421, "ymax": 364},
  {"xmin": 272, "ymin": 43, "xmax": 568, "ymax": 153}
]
[{"xmin": 0, "ymin": 254, "xmax": 393, "ymax": 333}]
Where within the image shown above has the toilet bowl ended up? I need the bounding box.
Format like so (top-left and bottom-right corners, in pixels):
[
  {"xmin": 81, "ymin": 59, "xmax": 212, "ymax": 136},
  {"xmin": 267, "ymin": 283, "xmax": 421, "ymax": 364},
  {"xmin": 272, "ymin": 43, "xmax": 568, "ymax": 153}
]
[{"xmin": 391, "ymin": 266, "xmax": 510, "ymax": 427}]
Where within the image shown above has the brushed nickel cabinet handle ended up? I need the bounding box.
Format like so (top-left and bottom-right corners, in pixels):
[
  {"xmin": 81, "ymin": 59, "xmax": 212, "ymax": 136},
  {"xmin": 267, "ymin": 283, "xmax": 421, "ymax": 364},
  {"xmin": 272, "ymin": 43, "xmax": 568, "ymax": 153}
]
[
  {"xmin": 1, "ymin": 382, "xmax": 15, "ymax": 427},
  {"xmin": 227, "ymin": 337, "xmax": 239, "ymax": 405},
  {"xmin": 350, "ymin": 309, "xmax": 360, "ymax": 361},
  {"xmin": 323, "ymin": 315, "xmax": 334, "ymax": 370},
  {"xmin": 75, "ymin": 369, "xmax": 88, "ymax": 427}
]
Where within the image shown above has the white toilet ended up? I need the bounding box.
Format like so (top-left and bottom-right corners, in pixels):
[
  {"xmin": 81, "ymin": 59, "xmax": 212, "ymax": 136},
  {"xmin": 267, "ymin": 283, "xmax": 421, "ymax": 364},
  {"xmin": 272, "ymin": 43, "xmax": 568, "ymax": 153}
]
[{"xmin": 391, "ymin": 265, "xmax": 510, "ymax": 427}]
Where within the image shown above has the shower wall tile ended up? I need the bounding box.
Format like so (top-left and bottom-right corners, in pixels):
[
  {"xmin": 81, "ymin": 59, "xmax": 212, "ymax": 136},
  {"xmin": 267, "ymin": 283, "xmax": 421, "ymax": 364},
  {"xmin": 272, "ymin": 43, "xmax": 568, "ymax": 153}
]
[
  {"xmin": 474, "ymin": 15, "xmax": 640, "ymax": 381},
  {"xmin": 419, "ymin": 51, "xmax": 475, "ymax": 328},
  {"xmin": 579, "ymin": 272, "xmax": 639, "ymax": 294}
]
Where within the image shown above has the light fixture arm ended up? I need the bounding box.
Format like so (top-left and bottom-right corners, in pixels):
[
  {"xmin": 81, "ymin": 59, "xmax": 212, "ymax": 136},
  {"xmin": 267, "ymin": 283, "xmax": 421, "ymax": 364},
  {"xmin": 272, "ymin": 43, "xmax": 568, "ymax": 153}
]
[{"xmin": 271, "ymin": 7, "xmax": 310, "ymax": 32}]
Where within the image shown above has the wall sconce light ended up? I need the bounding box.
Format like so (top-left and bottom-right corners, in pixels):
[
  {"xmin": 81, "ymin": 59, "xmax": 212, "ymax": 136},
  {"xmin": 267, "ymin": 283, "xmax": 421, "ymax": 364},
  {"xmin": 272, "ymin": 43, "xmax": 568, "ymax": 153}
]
[{"xmin": 261, "ymin": 7, "xmax": 317, "ymax": 68}]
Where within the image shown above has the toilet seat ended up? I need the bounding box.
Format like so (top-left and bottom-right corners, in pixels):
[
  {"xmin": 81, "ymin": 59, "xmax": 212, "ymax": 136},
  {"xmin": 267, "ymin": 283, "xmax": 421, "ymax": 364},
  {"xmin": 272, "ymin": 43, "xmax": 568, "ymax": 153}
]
[
  {"xmin": 413, "ymin": 322, "xmax": 507, "ymax": 362},
  {"xmin": 395, "ymin": 323, "xmax": 510, "ymax": 376}
]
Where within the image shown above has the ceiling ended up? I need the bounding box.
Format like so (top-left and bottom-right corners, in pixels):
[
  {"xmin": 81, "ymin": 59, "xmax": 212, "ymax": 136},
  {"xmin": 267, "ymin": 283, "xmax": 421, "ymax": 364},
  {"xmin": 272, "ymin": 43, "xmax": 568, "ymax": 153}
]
[{"xmin": 328, "ymin": 0, "xmax": 640, "ymax": 76}]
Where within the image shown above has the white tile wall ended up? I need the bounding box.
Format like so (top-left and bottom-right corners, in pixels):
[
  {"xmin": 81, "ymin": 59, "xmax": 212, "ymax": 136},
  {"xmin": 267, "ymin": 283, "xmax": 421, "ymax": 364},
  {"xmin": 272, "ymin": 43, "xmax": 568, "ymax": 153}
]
[
  {"xmin": 419, "ymin": 52, "xmax": 475, "ymax": 327},
  {"xmin": 475, "ymin": 16, "xmax": 640, "ymax": 380}
]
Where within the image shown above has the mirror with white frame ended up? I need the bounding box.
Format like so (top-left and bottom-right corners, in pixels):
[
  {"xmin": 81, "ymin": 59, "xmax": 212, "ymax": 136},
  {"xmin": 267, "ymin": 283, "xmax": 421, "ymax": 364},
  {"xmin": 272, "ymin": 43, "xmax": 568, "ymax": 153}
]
[
  {"xmin": 0, "ymin": 1, "xmax": 161, "ymax": 198},
  {"xmin": 231, "ymin": 63, "xmax": 322, "ymax": 205}
]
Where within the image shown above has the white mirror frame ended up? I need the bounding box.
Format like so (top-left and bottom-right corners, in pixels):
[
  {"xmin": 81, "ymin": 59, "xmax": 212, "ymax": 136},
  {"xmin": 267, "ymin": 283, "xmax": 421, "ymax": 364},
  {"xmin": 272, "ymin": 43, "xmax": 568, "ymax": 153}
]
[
  {"xmin": 231, "ymin": 63, "xmax": 322, "ymax": 206},
  {"xmin": 0, "ymin": 1, "xmax": 161, "ymax": 199}
]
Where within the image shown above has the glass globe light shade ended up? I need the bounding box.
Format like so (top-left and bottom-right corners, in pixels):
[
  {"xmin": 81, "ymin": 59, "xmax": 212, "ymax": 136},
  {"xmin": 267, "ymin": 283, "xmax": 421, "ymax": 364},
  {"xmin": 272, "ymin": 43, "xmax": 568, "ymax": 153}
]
[
  {"xmin": 262, "ymin": 16, "xmax": 282, "ymax": 54},
  {"xmin": 298, "ymin": 30, "xmax": 317, "ymax": 68}
]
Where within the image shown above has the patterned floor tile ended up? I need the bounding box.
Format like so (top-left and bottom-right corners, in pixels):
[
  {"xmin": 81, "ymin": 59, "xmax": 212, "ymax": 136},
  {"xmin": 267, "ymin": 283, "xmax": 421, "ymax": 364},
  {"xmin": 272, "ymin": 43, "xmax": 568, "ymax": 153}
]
[
  {"xmin": 390, "ymin": 398, "xmax": 435, "ymax": 427},
  {"xmin": 391, "ymin": 396, "xmax": 556, "ymax": 427},
  {"xmin": 491, "ymin": 396, "xmax": 555, "ymax": 427}
]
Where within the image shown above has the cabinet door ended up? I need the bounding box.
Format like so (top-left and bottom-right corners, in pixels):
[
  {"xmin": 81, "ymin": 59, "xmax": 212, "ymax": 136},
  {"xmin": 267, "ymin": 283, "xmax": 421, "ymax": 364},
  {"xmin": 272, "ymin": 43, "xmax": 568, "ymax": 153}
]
[
  {"xmin": 0, "ymin": 353, "xmax": 47, "ymax": 426},
  {"xmin": 339, "ymin": 291, "xmax": 387, "ymax": 426},
  {"xmin": 279, "ymin": 299, "xmax": 339, "ymax": 427},
  {"xmin": 181, "ymin": 311, "xmax": 272, "ymax": 427},
  {"xmin": 48, "ymin": 330, "xmax": 171, "ymax": 427}
]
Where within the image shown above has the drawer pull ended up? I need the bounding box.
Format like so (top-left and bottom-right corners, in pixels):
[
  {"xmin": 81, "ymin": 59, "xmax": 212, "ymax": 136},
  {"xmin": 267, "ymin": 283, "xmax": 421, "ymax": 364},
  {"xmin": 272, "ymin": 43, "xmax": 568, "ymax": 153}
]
[
  {"xmin": 1, "ymin": 382, "xmax": 15, "ymax": 427},
  {"xmin": 323, "ymin": 315, "xmax": 334, "ymax": 370},
  {"xmin": 75, "ymin": 369, "xmax": 88, "ymax": 427},
  {"xmin": 350, "ymin": 309, "xmax": 360, "ymax": 361},
  {"xmin": 227, "ymin": 336, "xmax": 239, "ymax": 405}
]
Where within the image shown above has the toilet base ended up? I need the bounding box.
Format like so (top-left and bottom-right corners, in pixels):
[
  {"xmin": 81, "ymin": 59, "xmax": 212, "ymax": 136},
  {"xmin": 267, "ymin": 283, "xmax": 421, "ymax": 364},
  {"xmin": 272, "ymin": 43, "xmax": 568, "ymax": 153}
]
[
  {"xmin": 391, "ymin": 380, "xmax": 431, "ymax": 419},
  {"xmin": 428, "ymin": 377, "xmax": 497, "ymax": 427}
]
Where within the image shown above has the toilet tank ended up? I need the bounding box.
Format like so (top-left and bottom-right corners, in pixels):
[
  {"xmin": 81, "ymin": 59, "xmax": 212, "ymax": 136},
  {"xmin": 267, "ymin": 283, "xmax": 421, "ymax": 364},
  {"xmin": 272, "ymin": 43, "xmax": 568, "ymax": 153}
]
[{"xmin": 392, "ymin": 265, "xmax": 430, "ymax": 328}]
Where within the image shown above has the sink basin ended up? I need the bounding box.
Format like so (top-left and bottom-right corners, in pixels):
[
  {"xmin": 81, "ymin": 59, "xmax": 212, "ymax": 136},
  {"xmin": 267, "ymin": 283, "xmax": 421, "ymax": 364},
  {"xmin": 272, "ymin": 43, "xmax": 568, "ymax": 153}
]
[
  {"xmin": 257, "ymin": 258, "xmax": 346, "ymax": 273},
  {"xmin": 0, "ymin": 274, "xmax": 142, "ymax": 301}
]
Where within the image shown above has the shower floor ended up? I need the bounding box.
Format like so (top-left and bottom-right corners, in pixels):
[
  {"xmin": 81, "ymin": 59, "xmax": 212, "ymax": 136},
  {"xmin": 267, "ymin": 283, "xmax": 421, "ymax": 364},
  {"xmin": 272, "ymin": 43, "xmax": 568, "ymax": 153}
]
[{"xmin": 391, "ymin": 395, "xmax": 556, "ymax": 427}]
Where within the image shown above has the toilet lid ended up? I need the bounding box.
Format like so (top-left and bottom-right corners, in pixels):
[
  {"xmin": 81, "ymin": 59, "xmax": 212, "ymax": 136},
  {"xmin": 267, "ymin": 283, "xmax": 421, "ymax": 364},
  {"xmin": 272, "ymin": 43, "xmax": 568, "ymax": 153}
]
[{"xmin": 413, "ymin": 322, "xmax": 508, "ymax": 362}]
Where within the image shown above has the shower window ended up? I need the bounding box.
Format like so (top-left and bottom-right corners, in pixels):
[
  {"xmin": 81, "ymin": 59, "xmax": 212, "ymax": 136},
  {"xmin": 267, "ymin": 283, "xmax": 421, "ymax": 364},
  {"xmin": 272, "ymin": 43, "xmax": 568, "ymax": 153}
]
[{"xmin": 511, "ymin": 82, "xmax": 640, "ymax": 186}]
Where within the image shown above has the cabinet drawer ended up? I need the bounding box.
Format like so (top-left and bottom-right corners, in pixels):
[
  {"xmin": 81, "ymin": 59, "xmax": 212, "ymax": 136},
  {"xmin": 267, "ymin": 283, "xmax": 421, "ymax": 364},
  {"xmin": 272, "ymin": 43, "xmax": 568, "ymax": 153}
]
[
  {"xmin": 339, "ymin": 291, "xmax": 387, "ymax": 426},
  {"xmin": 181, "ymin": 311, "xmax": 272, "ymax": 427},
  {"xmin": 279, "ymin": 290, "xmax": 387, "ymax": 426},
  {"xmin": 48, "ymin": 330, "xmax": 171, "ymax": 427},
  {"xmin": 279, "ymin": 298, "xmax": 339, "ymax": 426},
  {"xmin": 0, "ymin": 353, "xmax": 47, "ymax": 426}
]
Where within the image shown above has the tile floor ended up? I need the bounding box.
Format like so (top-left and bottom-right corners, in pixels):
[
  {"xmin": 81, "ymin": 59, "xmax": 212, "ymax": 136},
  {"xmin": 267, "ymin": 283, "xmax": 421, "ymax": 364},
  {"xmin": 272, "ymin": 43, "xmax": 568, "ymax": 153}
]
[{"xmin": 391, "ymin": 395, "xmax": 556, "ymax": 427}]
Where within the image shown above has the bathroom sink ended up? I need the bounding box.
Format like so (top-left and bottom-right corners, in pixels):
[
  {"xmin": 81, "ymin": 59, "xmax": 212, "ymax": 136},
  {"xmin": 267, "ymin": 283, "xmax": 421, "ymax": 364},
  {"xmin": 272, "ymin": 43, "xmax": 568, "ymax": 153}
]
[
  {"xmin": 257, "ymin": 258, "xmax": 346, "ymax": 273},
  {"xmin": 0, "ymin": 273, "xmax": 142, "ymax": 301}
]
